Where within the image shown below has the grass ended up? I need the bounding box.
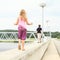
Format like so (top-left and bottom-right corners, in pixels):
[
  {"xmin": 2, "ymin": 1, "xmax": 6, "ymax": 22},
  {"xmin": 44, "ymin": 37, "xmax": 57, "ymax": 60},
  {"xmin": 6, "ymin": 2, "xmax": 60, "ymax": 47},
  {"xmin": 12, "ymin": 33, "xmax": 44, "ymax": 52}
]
[{"xmin": 0, "ymin": 38, "xmax": 35, "ymax": 43}]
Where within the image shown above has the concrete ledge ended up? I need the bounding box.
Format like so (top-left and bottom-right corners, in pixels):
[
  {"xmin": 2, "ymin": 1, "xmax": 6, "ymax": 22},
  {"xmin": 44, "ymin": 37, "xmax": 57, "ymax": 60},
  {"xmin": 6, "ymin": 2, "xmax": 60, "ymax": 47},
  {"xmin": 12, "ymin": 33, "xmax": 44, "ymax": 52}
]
[
  {"xmin": 25, "ymin": 40, "xmax": 50, "ymax": 60},
  {"xmin": 0, "ymin": 40, "xmax": 50, "ymax": 60}
]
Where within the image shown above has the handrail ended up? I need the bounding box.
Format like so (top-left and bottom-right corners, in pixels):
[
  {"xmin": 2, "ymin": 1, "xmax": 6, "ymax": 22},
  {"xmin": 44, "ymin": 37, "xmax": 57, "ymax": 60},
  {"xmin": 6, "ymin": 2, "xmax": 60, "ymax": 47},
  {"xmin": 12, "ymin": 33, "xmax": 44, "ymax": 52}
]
[{"xmin": 0, "ymin": 31, "xmax": 37, "ymax": 40}]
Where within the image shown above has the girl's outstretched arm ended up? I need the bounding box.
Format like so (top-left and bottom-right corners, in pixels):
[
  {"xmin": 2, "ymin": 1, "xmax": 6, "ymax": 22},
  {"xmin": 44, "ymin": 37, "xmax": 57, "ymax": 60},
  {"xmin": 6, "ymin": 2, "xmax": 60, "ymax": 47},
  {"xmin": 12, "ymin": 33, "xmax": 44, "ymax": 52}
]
[
  {"xmin": 25, "ymin": 18, "xmax": 32, "ymax": 25},
  {"xmin": 14, "ymin": 18, "xmax": 19, "ymax": 25}
]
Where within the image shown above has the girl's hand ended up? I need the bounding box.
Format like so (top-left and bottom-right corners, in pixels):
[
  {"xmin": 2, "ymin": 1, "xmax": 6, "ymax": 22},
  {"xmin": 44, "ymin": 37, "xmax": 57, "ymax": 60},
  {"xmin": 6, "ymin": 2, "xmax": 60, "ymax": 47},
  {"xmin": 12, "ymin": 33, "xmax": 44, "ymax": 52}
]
[
  {"xmin": 30, "ymin": 22, "xmax": 33, "ymax": 25},
  {"xmin": 14, "ymin": 23, "xmax": 16, "ymax": 25},
  {"xmin": 14, "ymin": 23, "xmax": 17, "ymax": 25},
  {"xmin": 14, "ymin": 19, "xmax": 19, "ymax": 25}
]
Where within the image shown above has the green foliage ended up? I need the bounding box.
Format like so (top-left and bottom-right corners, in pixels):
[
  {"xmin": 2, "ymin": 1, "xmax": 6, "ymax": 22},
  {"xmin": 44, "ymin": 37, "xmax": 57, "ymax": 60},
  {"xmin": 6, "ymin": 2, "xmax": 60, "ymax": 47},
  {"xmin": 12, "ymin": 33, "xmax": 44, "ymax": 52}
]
[
  {"xmin": 0, "ymin": 30, "xmax": 60, "ymax": 39},
  {"xmin": 44, "ymin": 32, "xmax": 60, "ymax": 39},
  {"xmin": 44, "ymin": 32, "xmax": 50, "ymax": 36},
  {"xmin": 0, "ymin": 30, "xmax": 18, "ymax": 32},
  {"xmin": 52, "ymin": 32, "xmax": 60, "ymax": 39}
]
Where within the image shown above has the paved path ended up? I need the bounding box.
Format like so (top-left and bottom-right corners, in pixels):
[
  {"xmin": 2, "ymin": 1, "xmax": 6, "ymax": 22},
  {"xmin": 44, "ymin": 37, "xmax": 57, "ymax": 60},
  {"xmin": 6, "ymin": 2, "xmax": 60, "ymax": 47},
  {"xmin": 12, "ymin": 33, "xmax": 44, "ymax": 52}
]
[
  {"xmin": 42, "ymin": 39, "xmax": 60, "ymax": 60},
  {"xmin": 54, "ymin": 39, "xmax": 60, "ymax": 55},
  {"xmin": 0, "ymin": 39, "xmax": 60, "ymax": 60},
  {"xmin": 0, "ymin": 40, "xmax": 49, "ymax": 60},
  {"xmin": 26, "ymin": 41, "xmax": 49, "ymax": 60}
]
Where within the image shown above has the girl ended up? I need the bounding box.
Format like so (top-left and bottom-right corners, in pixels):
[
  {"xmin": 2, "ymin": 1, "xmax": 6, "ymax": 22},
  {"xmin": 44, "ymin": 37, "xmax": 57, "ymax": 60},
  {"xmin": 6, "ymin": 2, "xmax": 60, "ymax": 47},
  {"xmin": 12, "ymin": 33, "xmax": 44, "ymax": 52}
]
[{"xmin": 14, "ymin": 9, "xmax": 32, "ymax": 51}]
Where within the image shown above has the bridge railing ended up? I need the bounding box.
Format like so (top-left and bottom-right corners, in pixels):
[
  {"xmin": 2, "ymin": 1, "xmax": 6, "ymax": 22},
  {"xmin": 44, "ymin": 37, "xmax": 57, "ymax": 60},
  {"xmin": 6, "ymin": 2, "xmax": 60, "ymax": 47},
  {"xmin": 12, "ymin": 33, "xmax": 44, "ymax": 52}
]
[{"xmin": 0, "ymin": 31, "xmax": 37, "ymax": 40}]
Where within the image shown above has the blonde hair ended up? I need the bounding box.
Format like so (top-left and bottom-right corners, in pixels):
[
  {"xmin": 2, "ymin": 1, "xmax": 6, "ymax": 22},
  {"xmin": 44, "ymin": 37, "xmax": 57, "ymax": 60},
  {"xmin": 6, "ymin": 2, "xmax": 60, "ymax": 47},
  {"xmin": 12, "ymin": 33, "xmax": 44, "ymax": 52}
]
[
  {"xmin": 20, "ymin": 9, "xmax": 26, "ymax": 16},
  {"xmin": 19, "ymin": 9, "xmax": 27, "ymax": 21}
]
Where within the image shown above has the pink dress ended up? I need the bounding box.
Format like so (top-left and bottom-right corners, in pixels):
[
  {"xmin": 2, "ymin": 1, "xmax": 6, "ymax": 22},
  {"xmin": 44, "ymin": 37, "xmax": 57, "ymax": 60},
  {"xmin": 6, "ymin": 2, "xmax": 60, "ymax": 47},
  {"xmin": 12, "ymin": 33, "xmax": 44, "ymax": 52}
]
[
  {"xmin": 18, "ymin": 18, "xmax": 27, "ymax": 29},
  {"xmin": 18, "ymin": 17, "xmax": 27, "ymax": 40}
]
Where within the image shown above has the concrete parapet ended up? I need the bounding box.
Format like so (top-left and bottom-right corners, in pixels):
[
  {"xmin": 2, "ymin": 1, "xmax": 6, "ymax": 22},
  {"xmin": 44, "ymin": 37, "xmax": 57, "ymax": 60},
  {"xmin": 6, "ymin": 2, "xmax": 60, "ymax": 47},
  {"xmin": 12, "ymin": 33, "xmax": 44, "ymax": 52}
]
[{"xmin": 0, "ymin": 40, "xmax": 50, "ymax": 60}]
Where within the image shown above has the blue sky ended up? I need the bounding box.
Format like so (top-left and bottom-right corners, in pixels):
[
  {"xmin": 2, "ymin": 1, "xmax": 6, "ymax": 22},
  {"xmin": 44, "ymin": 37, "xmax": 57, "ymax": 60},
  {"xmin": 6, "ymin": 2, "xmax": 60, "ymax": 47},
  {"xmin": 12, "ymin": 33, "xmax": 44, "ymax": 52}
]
[{"xmin": 0, "ymin": 0, "xmax": 60, "ymax": 32}]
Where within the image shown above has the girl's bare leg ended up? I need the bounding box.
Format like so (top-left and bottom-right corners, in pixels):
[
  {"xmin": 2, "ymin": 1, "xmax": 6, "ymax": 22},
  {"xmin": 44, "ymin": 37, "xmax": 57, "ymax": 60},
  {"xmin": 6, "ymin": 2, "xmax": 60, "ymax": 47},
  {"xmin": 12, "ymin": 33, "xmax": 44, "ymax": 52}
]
[
  {"xmin": 21, "ymin": 40, "xmax": 25, "ymax": 51},
  {"xmin": 18, "ymin": 39, "xmax": 21, "ymax": 50}
]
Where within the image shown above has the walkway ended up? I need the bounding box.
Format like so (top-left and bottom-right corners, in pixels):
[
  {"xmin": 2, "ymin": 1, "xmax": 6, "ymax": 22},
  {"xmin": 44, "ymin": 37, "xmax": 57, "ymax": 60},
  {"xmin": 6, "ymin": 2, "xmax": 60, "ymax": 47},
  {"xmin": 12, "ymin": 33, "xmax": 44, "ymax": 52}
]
[
  {"xmin": 0, "ymin": 40, "xmax": 49, "ymax": 60},
  {"xmin": 0, "ymin": 39, "xmax": 60, "ymax": 60},
  {"xmin": 42, "ymin": 39, "xmax": 60, "ymax": 60}
]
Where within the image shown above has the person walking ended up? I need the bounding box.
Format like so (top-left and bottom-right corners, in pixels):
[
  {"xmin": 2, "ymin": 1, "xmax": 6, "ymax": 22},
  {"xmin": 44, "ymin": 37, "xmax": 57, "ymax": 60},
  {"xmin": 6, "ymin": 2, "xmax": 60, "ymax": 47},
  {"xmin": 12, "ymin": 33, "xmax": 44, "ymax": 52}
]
[
  {"xmin": 36, "ymin": 25, "xmax": 42, "ymax": 43},
  {"xmin": 14, "ymin": 9, "xmax": 32, "ymax": 51}
]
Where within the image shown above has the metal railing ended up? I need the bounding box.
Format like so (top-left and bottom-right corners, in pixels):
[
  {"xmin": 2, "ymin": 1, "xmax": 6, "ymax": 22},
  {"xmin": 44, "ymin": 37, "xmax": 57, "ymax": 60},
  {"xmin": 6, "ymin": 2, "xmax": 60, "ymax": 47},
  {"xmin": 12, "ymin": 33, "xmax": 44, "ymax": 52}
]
[{"xmin": 0, "ymin": 32, "xmax": 37, "ymax": 40}]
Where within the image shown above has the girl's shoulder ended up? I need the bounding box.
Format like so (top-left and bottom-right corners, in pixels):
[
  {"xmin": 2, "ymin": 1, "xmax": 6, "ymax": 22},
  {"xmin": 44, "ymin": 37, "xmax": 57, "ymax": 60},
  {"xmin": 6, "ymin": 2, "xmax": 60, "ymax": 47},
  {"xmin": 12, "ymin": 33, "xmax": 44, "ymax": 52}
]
[{"xmin": 18, "ymin": 16, "xmax": 22, "ymax": 20}]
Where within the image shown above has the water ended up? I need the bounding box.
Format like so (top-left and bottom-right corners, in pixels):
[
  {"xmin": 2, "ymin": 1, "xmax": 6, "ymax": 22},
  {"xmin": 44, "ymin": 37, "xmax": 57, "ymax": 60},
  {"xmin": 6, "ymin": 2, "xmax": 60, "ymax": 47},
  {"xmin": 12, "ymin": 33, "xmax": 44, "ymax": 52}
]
[
  {"xmin": 0, "ymin": 43, "xmax": 30, "ymax": 52},
  {"xmin": 0, "ymin": 43, "xmax": 18, "ymax": 52}
]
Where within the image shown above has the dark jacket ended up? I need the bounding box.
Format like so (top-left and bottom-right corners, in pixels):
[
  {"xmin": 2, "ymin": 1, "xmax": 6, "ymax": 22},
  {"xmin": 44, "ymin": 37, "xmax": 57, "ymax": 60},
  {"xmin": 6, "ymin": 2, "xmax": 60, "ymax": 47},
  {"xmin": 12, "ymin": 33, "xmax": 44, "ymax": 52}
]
[{"xmin": 37, "ymin": 27, "xmax": 42, "ymax": 33}]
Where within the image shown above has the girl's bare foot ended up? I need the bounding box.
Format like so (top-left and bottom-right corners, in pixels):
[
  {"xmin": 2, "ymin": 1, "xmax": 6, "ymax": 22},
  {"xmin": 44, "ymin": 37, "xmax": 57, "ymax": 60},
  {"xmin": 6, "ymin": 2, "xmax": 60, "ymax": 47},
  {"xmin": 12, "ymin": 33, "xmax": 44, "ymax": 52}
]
[
  {"xmin": 18, "ymin": 45, "xmax": 21, "ymax": 50},
  {"xmin": 21, "ymin": 48, "xmax": 25, "ymax": 51}
]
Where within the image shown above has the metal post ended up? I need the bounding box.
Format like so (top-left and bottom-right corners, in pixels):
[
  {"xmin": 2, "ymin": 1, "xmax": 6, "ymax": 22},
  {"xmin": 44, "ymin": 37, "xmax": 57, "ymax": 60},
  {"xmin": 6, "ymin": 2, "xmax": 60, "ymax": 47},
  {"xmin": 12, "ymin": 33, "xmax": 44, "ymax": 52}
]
[
  {"xmin": 42, "ymin": 7, "xmax": 44, "ymax": 39},
  {"xmin": 40, "ymin": 3, "xmax": 46, "ymax": 41},
  {"xmin": 46, "ymin": 20, "xmax": 51, "ymax": 39}
]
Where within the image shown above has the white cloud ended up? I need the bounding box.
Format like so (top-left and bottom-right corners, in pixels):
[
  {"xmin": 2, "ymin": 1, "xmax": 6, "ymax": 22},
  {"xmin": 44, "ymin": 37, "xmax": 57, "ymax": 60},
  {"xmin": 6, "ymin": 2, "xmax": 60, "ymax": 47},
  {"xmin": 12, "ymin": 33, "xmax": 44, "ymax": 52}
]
[{"xmin": 0, "ymin": 0, "xmax": 60, "ymax": 31}]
